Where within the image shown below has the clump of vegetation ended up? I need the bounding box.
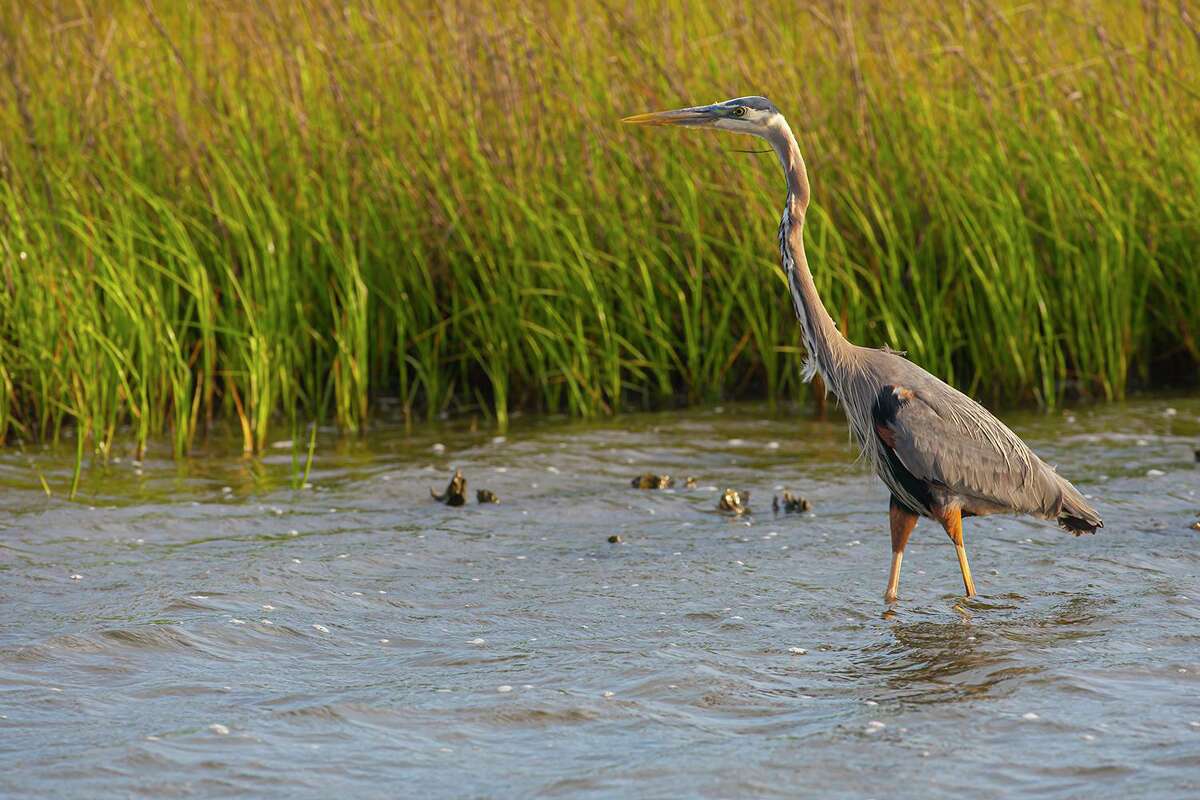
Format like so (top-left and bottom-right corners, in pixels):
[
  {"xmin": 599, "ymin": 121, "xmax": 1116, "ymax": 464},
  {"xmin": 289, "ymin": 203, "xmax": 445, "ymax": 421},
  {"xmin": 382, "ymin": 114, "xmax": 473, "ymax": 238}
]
[{"xmin": 1, "ymin": 1, "xmax": 1196, "ymax": 458}]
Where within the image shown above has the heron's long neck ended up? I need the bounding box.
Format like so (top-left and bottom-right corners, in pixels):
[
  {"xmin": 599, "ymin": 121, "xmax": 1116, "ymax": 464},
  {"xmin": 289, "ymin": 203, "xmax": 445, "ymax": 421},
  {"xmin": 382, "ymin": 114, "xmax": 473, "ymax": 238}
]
[{"xmin": 767, "ymin": 120, "xmax": 851, "ymax": 391}]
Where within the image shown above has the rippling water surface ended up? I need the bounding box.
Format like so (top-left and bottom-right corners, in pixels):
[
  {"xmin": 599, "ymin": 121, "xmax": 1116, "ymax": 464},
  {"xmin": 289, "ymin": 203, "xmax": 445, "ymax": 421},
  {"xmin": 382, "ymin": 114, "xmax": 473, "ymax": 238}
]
[{"xmin": 1, "ymin": 397, "xmax": 1199, "ymax": 798}]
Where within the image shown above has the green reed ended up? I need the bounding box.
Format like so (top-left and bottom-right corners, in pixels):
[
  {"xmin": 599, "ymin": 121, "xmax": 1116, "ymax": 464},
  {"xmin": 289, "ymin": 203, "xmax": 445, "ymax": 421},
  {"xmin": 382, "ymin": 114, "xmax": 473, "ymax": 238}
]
[{"xmin": 0, "ymin": 0, "xmax": 1196, "ymax": 458}]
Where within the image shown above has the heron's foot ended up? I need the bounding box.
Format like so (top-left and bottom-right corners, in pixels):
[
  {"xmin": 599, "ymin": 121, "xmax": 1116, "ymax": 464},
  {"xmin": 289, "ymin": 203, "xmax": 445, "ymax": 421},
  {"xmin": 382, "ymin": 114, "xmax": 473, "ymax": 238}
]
[{"xmin": 883, "ymin": 589, "xmax": 899, "ymax": 604}]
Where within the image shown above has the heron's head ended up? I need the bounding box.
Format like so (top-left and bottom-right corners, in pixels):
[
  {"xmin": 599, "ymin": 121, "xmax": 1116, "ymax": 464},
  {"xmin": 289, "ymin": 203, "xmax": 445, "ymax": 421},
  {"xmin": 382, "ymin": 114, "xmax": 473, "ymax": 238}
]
[{"xmin": 622, "ymin": 96, "xmax": 782, "ymax": 138}]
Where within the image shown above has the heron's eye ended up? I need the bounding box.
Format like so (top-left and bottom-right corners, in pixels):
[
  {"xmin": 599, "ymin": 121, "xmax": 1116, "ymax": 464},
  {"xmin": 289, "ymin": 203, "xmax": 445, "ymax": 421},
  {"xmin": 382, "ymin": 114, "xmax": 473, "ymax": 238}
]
[{"xmin": 732, "ymin": 106, "xmax": 747, "ymax": 118}]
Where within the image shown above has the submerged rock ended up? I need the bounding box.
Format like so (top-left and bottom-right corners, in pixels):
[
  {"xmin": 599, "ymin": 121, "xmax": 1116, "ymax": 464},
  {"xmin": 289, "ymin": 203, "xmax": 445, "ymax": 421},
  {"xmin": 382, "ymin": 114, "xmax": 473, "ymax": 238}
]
[
  {"xmin": 632, "ymin": 473, "xmax": 674, "ymax": 490},
  {"xmin": 773, "ymin": 491, "xmax": 812, "ymax": 514},
  {"xmin": 477, "ymin": 489, "xmax": 500, "ymax": 504},
  {"xmin": 718, "ymin": 488, "xmax": 750, "ymax": 515},
  {"xmin": 431, "ymin": 469, "xmax": 468, "ymax": 506}
]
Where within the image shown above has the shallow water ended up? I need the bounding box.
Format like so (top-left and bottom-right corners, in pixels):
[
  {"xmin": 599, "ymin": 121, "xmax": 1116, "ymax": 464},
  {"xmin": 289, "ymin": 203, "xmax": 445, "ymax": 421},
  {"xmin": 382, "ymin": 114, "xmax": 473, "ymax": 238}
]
[{"xmin": 1, "ymin": 396, "xmax": 1199, "ymax": 799}]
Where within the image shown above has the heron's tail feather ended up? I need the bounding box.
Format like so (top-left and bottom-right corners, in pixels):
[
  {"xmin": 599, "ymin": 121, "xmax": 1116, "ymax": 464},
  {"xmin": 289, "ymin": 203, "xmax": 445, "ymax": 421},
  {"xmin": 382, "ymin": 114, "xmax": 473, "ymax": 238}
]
[{"xmin": 1056, "ymin": 479, "xmax": 1103, "ymax": 535}]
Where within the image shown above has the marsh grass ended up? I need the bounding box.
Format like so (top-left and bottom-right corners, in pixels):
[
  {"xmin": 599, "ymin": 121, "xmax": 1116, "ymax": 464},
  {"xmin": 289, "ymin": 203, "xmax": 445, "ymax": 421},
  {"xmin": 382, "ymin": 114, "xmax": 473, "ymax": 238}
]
[{"xmin": 0, "ymin": 0, "xmax": 1197, "ymax": 459}]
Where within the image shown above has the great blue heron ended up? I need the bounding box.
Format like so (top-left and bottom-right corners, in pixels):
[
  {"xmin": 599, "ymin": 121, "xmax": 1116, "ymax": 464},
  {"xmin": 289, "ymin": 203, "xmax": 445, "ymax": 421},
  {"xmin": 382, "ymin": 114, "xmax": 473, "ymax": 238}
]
[{"xmin": 624, "ymin": 96, "xmax": 1103, "ymax": 602}]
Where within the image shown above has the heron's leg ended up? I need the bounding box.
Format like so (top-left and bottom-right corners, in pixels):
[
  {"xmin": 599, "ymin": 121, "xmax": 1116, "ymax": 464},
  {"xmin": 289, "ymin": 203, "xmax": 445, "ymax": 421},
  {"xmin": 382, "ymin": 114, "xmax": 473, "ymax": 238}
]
[
  {"xmin": 885, "ymin": 496, "xmax": 918, "ymax": 603},
  {"xmin": 938, "ymin": 506, "xmax": 977, "ymax": 597}
]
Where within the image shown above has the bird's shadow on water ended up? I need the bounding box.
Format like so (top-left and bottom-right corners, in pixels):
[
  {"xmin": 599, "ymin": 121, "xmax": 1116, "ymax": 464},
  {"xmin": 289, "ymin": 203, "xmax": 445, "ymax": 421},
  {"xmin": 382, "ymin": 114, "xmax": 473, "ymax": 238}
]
[{"xmin": 851, "ymin": 593, "xmax": 1115, "ymax": 705}]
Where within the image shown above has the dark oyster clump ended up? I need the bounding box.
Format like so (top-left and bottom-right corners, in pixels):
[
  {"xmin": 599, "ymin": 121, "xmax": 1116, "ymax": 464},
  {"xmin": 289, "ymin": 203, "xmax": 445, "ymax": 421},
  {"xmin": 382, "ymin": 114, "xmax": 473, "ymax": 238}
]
[
  {"xmin": 431, "ymin": 469, "xmax": 468, "ymax": 507},
  {"xmin": 718, "ymin": 488, "xmax": 750, "ymax": 515},
  {"xmin": 773, "ymin": 491, "xmax": 812, "ymax": 514},
  {"xmin": 632, "ymin": 473, "xmax": 674, "ymax": 490}
]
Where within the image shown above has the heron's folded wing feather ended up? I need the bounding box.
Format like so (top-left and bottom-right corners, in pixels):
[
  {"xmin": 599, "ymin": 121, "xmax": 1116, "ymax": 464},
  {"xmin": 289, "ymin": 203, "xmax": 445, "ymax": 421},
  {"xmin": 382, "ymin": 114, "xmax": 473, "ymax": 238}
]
[{"xmin": 883, "ymin": 388, "xmax": 1061, "ymax": 516}]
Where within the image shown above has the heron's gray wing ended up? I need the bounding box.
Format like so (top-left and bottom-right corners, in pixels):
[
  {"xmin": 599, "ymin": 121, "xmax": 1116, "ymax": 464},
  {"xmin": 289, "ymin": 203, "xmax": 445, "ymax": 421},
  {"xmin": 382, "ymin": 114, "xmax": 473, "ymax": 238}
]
[{"xmin": 872, "ymin": 385, "xmax": 1062, "ymax": 517}]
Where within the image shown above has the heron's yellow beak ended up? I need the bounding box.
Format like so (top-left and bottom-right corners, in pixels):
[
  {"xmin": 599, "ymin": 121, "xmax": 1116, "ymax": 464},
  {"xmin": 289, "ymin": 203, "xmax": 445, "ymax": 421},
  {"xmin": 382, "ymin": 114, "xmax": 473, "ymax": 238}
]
[{"xmin": 622, "ymin": 105, "xmax": 723, "ymax": 127}]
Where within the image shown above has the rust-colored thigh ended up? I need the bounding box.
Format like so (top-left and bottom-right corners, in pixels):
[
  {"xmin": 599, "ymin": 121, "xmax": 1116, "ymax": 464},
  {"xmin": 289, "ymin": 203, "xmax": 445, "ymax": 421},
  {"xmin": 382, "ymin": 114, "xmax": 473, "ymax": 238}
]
[
  {"xmin": 889, "ymin": 499, "xmax": 918, "ymax": 553},
  {"xmin": 932, "ymin": 505, "xmax": 964, "ymax": 545}
]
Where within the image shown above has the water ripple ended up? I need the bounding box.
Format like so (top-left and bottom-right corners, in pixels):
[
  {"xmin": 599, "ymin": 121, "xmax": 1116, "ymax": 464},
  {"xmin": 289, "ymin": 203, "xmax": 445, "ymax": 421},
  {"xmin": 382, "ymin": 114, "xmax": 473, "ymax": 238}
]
[{"xmin": 0, "ymin": 397, "xmax": 1198, "ymax": 798}]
